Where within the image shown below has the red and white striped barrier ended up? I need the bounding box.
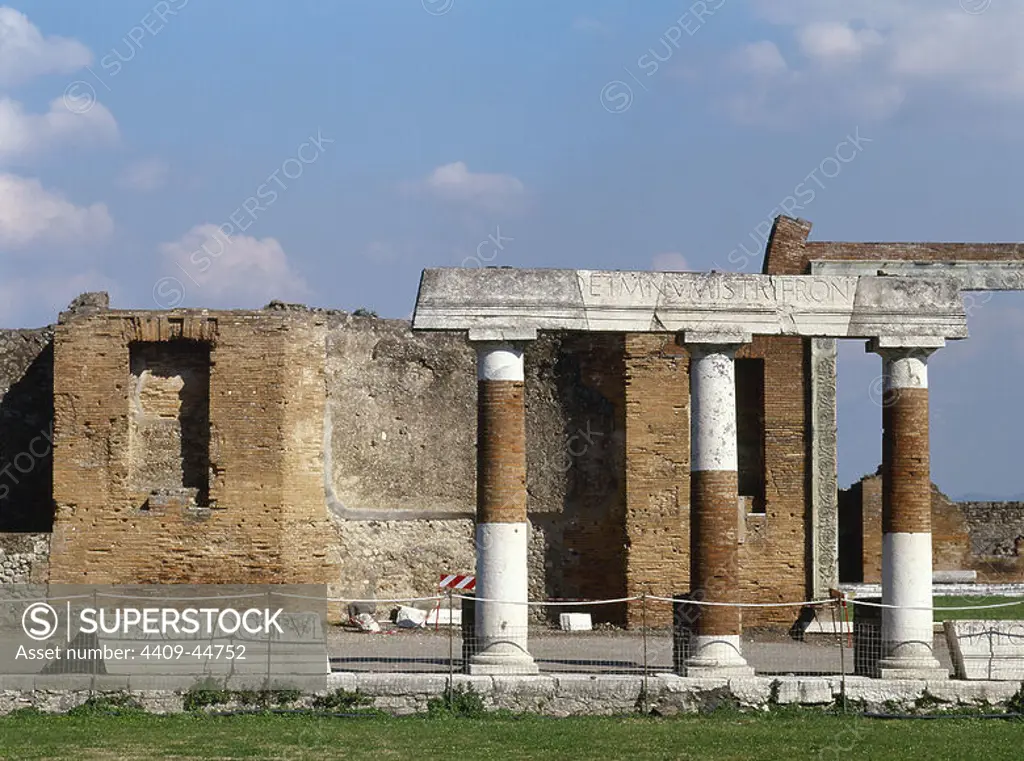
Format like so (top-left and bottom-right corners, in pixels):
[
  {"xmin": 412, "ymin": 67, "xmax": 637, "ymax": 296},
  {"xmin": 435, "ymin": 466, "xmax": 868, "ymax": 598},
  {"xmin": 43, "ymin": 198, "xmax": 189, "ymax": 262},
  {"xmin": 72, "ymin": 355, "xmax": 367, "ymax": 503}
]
[
  {"xmin": 438, "ymin": 573, "xmax": 475, "ymax": 591},
  {"xmin": 434, "ymin": 574, "xmax": 474, "ymax": 630}
]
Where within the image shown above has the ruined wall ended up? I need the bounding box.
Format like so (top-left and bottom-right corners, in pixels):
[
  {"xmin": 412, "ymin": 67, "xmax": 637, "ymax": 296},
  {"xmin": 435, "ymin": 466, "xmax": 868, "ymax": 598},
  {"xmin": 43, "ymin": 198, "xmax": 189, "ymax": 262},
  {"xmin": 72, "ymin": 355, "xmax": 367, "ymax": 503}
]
[
  {"xmin": 840, "ymin": 475, "xmax": 1024, "ymax": 583},
  {"xmin": 958, "ymin": 502, "xmax": 1024, "ymax": 555},
  {"xmin": 0, "ymin": 533, "xmax": 49, "ymax": 583},
  {"xmin": 931, "ymin": 488, "xmax": 973, "ymax": 574},
  {"xmin": 40, "ymin": 302, "xmax": 624, "ymax": 614},
  {"xmin": 622, "ymin": 333, "xmax": 809, "ymax": 628},
  {"xmin": 32, "ymin": 283, "xmax": 821, "ymax": 629},
  {"xmin": 49, "ymin": 308, "xmax": 338, "ymax": 590},
  {"xmin": 861, "ymin": 476, "xmax": 883, "ymax": 583},
  {"xmin": 623, "ymin": 334, "xmax": 689, "ymax": 625},
  {"xmin": 757, "ymin": 214, "xmax": 1024, "ymax": 613},
  {"xmin": 544, "ymin": 334, "xmax": 625, "ymax": 610},
  {"xmin": 737, "ymin": 335, "xmax": 809, "ymax": 626},
  {"xmin": 0, "ymin": 329, "xmax": 54, "ymax": 532},
  {"xmin": 325, "ymin": 316, "xmax": 475, "ymax": 516},
  {"xmin": 325, "ymin": 319, "xmax": 625, "ymax": 620},
  {"xmin": 324, "ymin": 316, "xmax": 476, "ymax": 602},
  {"xmin": 763, "ymin": 215, "xmax": 1024, "ymax": 274}
]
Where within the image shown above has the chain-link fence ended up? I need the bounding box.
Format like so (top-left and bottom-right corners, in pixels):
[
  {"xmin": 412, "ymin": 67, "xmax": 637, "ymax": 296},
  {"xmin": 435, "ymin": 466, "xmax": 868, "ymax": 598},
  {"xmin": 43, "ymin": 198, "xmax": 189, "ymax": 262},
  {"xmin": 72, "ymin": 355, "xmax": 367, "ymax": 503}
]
[
  {"xmin": 4, "ymin": 587, "xmax": 1021, "ymax": 682},
  {"xmin": 326, "ymin": 592, "xmax": 1024, "ymax": 681}
]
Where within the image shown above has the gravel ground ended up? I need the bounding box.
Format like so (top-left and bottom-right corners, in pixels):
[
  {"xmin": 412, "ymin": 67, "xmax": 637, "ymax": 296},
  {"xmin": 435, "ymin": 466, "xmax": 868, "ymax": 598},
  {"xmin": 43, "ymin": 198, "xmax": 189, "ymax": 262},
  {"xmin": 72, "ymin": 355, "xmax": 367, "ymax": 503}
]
[{"xmin": 326, "ymin": 626, "xmax": 954, "ymax": 676}]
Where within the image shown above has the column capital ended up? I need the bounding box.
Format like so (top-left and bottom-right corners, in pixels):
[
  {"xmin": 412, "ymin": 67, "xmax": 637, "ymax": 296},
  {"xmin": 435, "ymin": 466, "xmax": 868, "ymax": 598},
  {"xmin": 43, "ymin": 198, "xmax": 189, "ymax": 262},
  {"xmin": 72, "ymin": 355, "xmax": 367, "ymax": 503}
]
[
  {"xmin": 679, "ymin": 330, "xmax": 751, "ymax": 350},
  {"xmin": 474, "ymin": 342, "xmax": 525, "ymax": 382},
  {"xmin": 468, "ymin": 327, "xmax": 537, "ymax": 343},
  {"xmin": 866, "ymin": 336, "xmax": 944, "ymax": 357}
]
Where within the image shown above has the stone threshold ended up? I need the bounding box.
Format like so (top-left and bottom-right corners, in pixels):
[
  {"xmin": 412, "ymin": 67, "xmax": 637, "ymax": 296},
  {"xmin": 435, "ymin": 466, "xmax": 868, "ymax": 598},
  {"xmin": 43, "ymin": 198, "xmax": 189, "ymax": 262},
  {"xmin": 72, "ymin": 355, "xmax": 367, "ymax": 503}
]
[{"xmin": 1, "ymin": 673, "xmax": 1021, "ymax": 716}]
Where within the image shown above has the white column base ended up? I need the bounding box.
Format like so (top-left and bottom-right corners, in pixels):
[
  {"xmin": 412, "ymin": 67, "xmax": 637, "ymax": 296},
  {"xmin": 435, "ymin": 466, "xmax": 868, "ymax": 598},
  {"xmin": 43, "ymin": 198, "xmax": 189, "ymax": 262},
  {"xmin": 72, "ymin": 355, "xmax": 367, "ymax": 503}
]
[
  {"xmin": 468, "ymin": 650, "xmax": 540, "ymax": 675},
  {"xmin": 881, "ymin": 532, "xmax": 945, "ymax": 679},
  {"xmin": 472, "ymin": 522, "xmax": 536, "ymax": 674},
  {"xmin": 683, "ymin": 635, "xmax": 754, "ymax": 678}
]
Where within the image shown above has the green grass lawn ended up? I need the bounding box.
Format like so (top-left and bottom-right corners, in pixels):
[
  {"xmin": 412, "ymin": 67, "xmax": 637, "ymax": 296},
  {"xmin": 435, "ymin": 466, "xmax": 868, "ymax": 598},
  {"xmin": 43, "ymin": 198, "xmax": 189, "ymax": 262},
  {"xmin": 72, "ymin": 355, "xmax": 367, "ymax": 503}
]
[
  {"xmin": 931, "ymin": 596, "xmax": 1024, "ymax": 621},
  {"xmin": 842, "ymin": 596, "xmax": 1024, "ymax": 622},
  {"xmin": 0, "ymin": 712, "xmax": 1021, "ymax": 760}
]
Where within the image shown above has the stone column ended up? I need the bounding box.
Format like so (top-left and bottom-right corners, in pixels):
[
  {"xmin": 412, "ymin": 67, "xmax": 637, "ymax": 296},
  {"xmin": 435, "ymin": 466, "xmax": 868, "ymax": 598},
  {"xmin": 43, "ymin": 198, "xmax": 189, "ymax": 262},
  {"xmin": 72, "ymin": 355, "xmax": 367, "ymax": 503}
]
[
  {"xmin": 868, "ymin": 338, "xmax": 947, "ymax": 679},
  {"xmin": 683, "ymin": 334, "xmax": 754, "ymax": 677},
  {"xmin": 468, "ymin": 337, "xmax": 538, "ymax": 675}
]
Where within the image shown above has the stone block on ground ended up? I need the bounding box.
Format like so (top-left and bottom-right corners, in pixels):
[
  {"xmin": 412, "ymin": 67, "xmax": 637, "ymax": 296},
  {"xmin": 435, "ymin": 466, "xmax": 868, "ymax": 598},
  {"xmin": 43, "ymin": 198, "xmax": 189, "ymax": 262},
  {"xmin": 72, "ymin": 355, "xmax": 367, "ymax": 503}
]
[{"xmin": 944, "ymin": 620, "xmax": 1024, "ymax": 681}]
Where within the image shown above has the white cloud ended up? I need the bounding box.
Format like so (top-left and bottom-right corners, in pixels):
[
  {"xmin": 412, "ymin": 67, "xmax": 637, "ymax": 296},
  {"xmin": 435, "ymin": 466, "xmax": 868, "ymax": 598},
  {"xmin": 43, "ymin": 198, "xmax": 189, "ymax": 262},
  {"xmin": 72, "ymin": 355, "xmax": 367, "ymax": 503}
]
[
  {"xmin": 0, "ymin": 6, "xmax": 92, "ymax": 87},
  {"xmin": 722, "ymin": 2, "xmax": 1024, "ymax": 126},
  {"xmin": 732, "ymin": 41, "xmax": 788, "ymax": 77},
  {"xmin": 651, "ymin": 252, "xmax": 689, "ymax": 271},
  {"xmin": 0, "ymin": 173, "xmax": 112, "ymax": 249},
  {"xmin": 159, "ymin": 224, "xmax": 309, "ymax": 307},
  {"xmin": 0, "ymin": 11, "xmax": 118, "ymax": 166},
  {"xmin": 796, "ymin": 22, "xmax": 883, "ymax": 64},
  {"xmin": 116, "ymin": 157, "xmax": 168, "ymax": 191},
  {"xmin": 0, "ymin": 11, "xmax": 117, "ymax": 272},
  {"xmin": 420, "ymin": 161, "xmax": 525, "ymax": 212},
  {"xmin": 0, "ymin": 96, "xmax": 118, "ymax": 165}
]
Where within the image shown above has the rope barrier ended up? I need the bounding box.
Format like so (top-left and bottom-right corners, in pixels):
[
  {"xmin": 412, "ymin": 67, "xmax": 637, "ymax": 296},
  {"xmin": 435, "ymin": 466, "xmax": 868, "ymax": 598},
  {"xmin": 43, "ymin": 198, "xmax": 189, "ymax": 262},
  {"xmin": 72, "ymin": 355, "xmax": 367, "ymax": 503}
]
[
  {"xmin": 284, "ymin": 595, "xmax": 446, "ymax": 604},
  {"xmin": 453, "ymin": 594, "xmax": 640, "ymax": 607},
  {"xmin": 647, "ymin": 595, "xmax": 833, "ymax": 608},
  {"xmin": 849, "ymin": 598, "xmax": 1024, "ymax": 611},
  {"xmin": 92, "ymin": 592, "xmax": 268, "ymax": 601},
  {"xmin": 0, "ymin": 594, "xmax": 93, "ymax": 605},
  {"xmin": 1, "ymin": 590, "xmax": 1022, "ymax": 612}
]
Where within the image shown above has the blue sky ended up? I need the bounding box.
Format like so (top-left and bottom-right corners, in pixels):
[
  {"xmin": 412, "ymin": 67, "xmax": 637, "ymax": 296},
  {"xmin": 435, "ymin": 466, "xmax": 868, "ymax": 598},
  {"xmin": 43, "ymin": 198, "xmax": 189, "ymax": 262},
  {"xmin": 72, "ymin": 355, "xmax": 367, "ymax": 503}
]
[{"xmin": 1, "ymin": 1, "xmax": 1022, "ymax": 497}]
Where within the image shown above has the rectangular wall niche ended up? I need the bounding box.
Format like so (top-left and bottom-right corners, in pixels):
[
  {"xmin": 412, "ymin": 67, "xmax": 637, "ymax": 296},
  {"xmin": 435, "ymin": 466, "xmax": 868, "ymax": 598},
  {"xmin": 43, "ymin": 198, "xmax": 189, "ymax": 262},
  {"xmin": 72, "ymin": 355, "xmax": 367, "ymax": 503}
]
[
  {"xmin": 128, "ymin": 341, "xmax": 211, "ymax": 506},
  {"xmin": 736, "ymin": 358, "xmax": 766, "ymax": 514}
]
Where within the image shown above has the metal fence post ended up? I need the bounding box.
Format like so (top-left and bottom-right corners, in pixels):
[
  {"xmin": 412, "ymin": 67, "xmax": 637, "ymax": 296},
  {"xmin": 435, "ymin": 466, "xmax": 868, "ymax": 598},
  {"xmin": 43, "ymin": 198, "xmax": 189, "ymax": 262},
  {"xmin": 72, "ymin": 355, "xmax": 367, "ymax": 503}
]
[
  {"xmin": 447, "ymin": 590, "xmax": 454, "ymax": 690},
  {"xmin": 831, "ymin": 599, "xmax": 847, "ymax": 713},
  {"xmin": 91, "ymin": 588, "xmax": 98, "ymax": 696},
  {"xmin": 266, "ymin": 588, "xmax": 273, "ymax": 689},
  {"xmin": 641, "ymin": 591, "xmax": 649, "ymax": 713}
]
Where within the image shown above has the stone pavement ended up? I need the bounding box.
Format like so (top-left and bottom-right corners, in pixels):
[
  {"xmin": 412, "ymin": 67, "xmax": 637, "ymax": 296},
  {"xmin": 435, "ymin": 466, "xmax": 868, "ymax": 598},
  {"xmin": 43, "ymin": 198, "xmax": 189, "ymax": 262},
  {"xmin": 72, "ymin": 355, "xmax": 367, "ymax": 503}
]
[{"xmin": 326, "ymin": 628, "xmax": 954, "ymax": 676}]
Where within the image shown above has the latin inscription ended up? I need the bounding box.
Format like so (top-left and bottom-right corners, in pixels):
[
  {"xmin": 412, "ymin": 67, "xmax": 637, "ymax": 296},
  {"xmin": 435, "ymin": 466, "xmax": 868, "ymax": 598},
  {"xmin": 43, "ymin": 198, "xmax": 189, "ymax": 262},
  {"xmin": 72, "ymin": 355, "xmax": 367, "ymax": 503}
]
[{"xmin": 583, "ymin": 273, "xmax": 854, "ymax": 305}]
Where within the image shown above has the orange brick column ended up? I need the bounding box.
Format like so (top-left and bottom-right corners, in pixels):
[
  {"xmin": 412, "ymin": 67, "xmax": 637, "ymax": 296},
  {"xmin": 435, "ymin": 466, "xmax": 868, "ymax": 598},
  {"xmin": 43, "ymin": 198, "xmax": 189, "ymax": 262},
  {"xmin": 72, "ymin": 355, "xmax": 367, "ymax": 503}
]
[
  {"xmin": 468, "ymin": 340, "xmax": 538, "ymax": 675},
  {"xmin": 682, "ymin": 335, "xmax": 754, "ymax": 677},
  {"xmin": 870, "ymin": 338, "xmax": 946, "ymax": 679}
]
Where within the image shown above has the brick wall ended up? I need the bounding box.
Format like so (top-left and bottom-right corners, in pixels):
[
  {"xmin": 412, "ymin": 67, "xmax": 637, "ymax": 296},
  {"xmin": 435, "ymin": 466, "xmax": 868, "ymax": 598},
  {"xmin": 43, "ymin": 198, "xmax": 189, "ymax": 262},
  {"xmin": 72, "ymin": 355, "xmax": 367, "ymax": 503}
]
[
  {"xmin": 623, "ymin": 334, "xmax": 690, "ymax": 625},
  {"xmin": 49, "ymin": 308, "xmax": 337, "ymax": 590},
  {"xmin": 764, "ymin": 214, "xmax": 1024, "ymax": 272},
  {"xmin": 540, "ymin": 334, "xmax": 626, "ymax": 612},
  {"xmin": 621, "ymin": 333, "xmax": 808, "ymax": 627},
  {"xmin": 43, "ymin": 302, "xmax": 810, "ymax": 627},
  {"xmin": 861, "ymin": 476, "xmax": 883, "ymax": 583},
  {"xmin": 35, "ymin": 301, "xmax": 628, "ymax": 618},
  {"xmin": 840, "ymin": 475, "xmax": 1024, "ymax": 583},
  {"xmin": 737, "ymin": 335, "xmax": 809, "ymax": 625}
]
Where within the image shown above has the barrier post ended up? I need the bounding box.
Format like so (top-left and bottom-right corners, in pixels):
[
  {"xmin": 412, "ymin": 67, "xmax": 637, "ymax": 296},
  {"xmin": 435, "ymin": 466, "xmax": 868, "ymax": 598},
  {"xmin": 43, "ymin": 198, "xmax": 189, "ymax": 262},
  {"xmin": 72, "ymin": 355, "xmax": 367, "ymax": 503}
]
[
  {"xmin": 91, "ymin": 588, "xmax": 98, "ymax": 696},
  {"xmin": 828, "ymin": 588, "xmax": 847, "ymax": 711},
  {"xmin": 461, "ymin": 593, "xmax": 476, "ymax": 672},
  {"xmin": 447, "ymin": 589, "xmax": 454, "ymax": 689},
  {"xmin": 641, "ymin": 591, "xmax": 649, "ymax": 713}
]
